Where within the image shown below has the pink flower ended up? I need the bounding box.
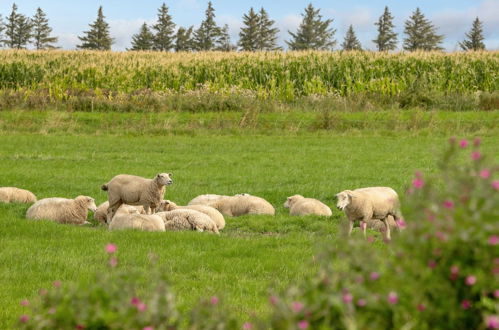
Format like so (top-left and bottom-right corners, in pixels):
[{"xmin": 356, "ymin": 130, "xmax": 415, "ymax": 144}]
[
  {"xmin": 388, "ymin": 291, "xmax": 398, "ymax": 304},
  {"xmin": 298, "ymin": 320, "xmax": 309, "ymax": 329},
  {"xmin": 367, "ymin": 236, "xmax": 375, "ymax": 243},
  {"xmin": 461, "ymin": 300, "xmax": 472, "ymax": 309},
  {"xmin": 417, "ymin": 303, "xmax": 426, "ymax": 311},
  {"xmin": 105, "ymin": 243, "xmax": 117, "ymax": 254},
  {"xmin": 412, "ymin": 178, "xmax": 424, "ymax": 189},
  {"xmin": 492, "ymin": 180, "xmax": 499, "ymax": 190},
  {"xmin": 460, "ymin": 139, "xmax": 469, "ymax": 148},
  {"xmin": 137, "ymin": 303, "xmax": 147, "ymax": 312},
  {"xmin": 443, "ymin": 200, "xmax": 454, "ymax": 209},
  {"xmin": 143, "ymin": 327, "xmax": 154, "ymax": 330},
  {"xmin": 474, "ymin": 137, "xmax": 481, "ymax": 146},
  {"xmin": 396, "ymin": 218, "xmax": 407, "ymax": 229},
  {"xmin": 357, "ymin": 299, "xmax": 367, "ymax": 307},
  {"xmin": 465, "ymin": 275, "xmax": 476, "ymax": 286},
  {"xmin": 210, "ymin": 296, "xmax": 219, "ymax": 305},
  {"xmin": 131, "ymin": 297, "xmax": 140, "ymax": 306},
  {"xmin": 53, "ymin": 281, "xmax": 61, "ymax": 288},
  {"xmin": 494, "ymin": 290, "xmax": 499, "ymax": 298},
  {"xmin": 486, "ymin": 315, "xmax": 499, "ymax": 329},
  {"xmin": 48, "ymin": 308, "xmax": 56, "ymax": 315},
  {"xmin": 370, "ymin": 272, "xmax": 380, "ymax": 281},
  {"xmin": 480, "ymin": 169, "xmax": 491, "ymax": 179},
  {"xmin": 450, "ymin": 265, "xmax": 459, "ymax": 275},
  {"xmin": 471, "ymin": 151, "xmax": 481, "ymax": 161},
  {"xmin": 38, "ymin": 289, "xmax": 48, "ymax": 296},
  {"xmin": 291, "ymin": 301, "xmax": 303, "ymax": 313},
  {"xmin": 19, "ymin": 315, "xmax": 29, "ymax": 323},
  {"xmin": 20, "ymin": 300, "xmax": 29, "ymax": 306},
  {"xmin": 269, "ymin": 295, "xmax": 278, "ymax": 305},
  {"xmin": 109, "ymin": 256, "xmax": 118, "ymax": 268},
  {"xmin": 428, "ymin": 260, "xmax": 437, "ymax": 269},
  {"xmin": 243, "ymin": 322, "xmax": 253, "ymax": 330},
  {"xmin": 342, "ymin": 292, "xmax": 353, "ymax": 304},
  {"xmin": 489, "ymin": 235, "xmax": 499, "ymax": 246},
  {"xmin": 435, "ymin": 231, "xmax": 447, "ymax": 242},
  {"xmin": 76, "ymin": 325, "xmax": 86, "ymax": 330}
]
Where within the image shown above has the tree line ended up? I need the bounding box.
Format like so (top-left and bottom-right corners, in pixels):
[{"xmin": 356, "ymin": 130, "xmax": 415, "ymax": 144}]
[{"xmin": 0, "ymin": 2, "xmax": 488, "ymax": 52}]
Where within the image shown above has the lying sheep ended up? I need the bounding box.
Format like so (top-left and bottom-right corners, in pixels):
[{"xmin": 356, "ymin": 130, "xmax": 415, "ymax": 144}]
[
  {"xmin": 94, "ymin": 201, "xmax": 145, "ymax": 224},
  {"xmin": 0, "ymin": 187, "xmax": 37, "ymax": 203},
  {"xmin": 108, "ymin": 213, "xmax": 165, "ymax": 232},
  {"xmin": 367, "ymin": 215, "xmax": 397, "ymax": 233},
  {"xmin": 187, "ymin": 193, "xmax": 249, "ymax": 206},
  {"xmin": 284, "ymin": 195, "xmax": 332, "ymax": 216},
  {"xmin": 207, "ymin": 195, "xmax": 275, "ymax": 217},
  {"xmin": 335, "ymin": 187, "xmax": 402, "ymax": 241},
  {"xmin": 158, "ymin": 200, "xmax": 226, "ymax": 230},
  {"xmin": 156, "ymin": 209, "xmax": 219, "ymax": 234},
  {"xmin": 101, "ymin": 173, "xmax": 173, "ymax": 223},
  {"xmin": 26, "ymin": 196, "xmax": 97, "ymax": 225}
]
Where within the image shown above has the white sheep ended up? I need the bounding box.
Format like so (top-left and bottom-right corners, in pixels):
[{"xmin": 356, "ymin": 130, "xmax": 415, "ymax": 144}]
[
  {"xmin": 157, "ymin": 200, "xmax": 226, "ymax": 230},
  {"xmin": 335, "ymin": 187, "xmax": 402, "ymax": 241},
  {"xmin": 367, "ymin": 215, "xmax": 397, "ymax": 233},
  {"xmin": 156, "ymin": 209, "xmax": 219, "ymax": 234},
  {"xmin": 284, "ymin": 195, "xmax": 332, "ymax": 216},
  {"xmin": 94, "ymin": 201, "xmax": 145, "ymax": 224},
  {"xmin": 101, "ymin": 173, "xmax": 173, "ymax": 223},
  {"xmin": 26, "ymin": 196, "xmax": 97, "ymax": 225},
  {"xmin": 0, "ymin": 187, "xmax": 37, "ymax": 203},
  {"xmin": 187, "ymin": 193, "xmax": 250, "ymax": 206},
  {"xmin": 108, "ymin": 213, "xmax": 166, "ymax": 231},
  {"xmin": 207, "ymin": 195, "xmax": 275, "ymax": 217}
]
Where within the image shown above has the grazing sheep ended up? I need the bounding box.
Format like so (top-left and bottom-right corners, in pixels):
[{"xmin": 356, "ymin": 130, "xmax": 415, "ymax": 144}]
[
  {"xmin": 101, "ymin": 173, "xmax": 173, "ymax": 223},
  {"xmin": 26, "ymin": 196, "xmax": 97, "ymax": 225},
  {"xmin": 0, "ymin": 187, "xmax": 37, "ymax": 203},
  {"xmin": 335, "ymin": 187, "xmax": 402, "ymax": 241},
  {"xmin": 108, "ymin": 213, "xmax": 165, "ymax": 232},
  {"xmin": 207, "ymin": 195, "xmax": 275, "ymax": 217},
  {"xmin": 367, "ymin": 215, "xmax": 397, "ymax": 233},
  {"xmin": 187, "ymin": 193, "xmax": 250, "ymax": 206},
  {"xmin": 158, "ymin": 200, "xmax": 226, "ymax": 230},
  {"xmin": 94, "ymin": 201, "xmax": 145, "ymax": 224},
  {"xmin": 156, "ymin": 209, "xmax": 219, "ymax": 234},
  {"xmin": 284, "ymin": 195, "xmax": 332, "ymax": 216}
]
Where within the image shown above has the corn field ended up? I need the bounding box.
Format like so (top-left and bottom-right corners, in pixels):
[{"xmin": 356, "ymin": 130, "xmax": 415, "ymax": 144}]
[{"xmin": 0, "ymin": 50, "xmax": 497, "ymax": 102}]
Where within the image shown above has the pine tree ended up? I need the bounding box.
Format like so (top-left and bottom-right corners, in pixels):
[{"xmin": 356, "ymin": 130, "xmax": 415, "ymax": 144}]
[
  {"xmin": 373, "ymin": 6, "xmax": 397, "ymax": 51},
  {"xmin": 152, "ymin": 3, "xmax": 175, "ymax": 51},
  {"xmin": 256, "ymin": 8, "xmax": 281, "ymax": 51},
  {"xmin": 175, "ymin": 26, "xmax": 195, "ymax": 52},
  {"xmin": 4, "ymin": 3, "xmax": 33, "ymax": 49},
  {"xmin": 459, "ymin": 17, "xmax": 485, "ymax": 51},
  {"xmin": 32, "ymin": 7, "xmax": 58, "ymax": 49},
  {"xmin": 238, "ymin": 7, "xmax": 259, "ymax": 51},
  {"xmin": 341, "ymin": 25, "xmax": 362, "ymax": 51},
  {"xmin": 77, "ymin": 6, "xmax": 113, "ymax": 50},
  {"xmin": 403, "ymin": 8, "xmax": 443, "ymax": 51},
  {"xmin": 216, "ymin": 24, "xmax": 235, "ymax": 51},
  {"xmin": 193, "ymin": 1, "xmax": 222, "ymax": 51},
  {"xmin": 286, "ymin": 4, "xmax": 336, "ymax": 50},
  {"xmin": 129, "ymin": 23, "xmax": 154, "ymax": 51}
]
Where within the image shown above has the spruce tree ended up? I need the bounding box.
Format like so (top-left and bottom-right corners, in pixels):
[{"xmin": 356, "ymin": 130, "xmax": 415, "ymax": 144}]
[
  {"xmin": 129, "ymin": 23, "xmax": 154, "ymax": 51},
  {"xmin": 216, "ymin": 24, "xmax": 235, "ymax": 51},
  {"xmin": 341, "ymin": 25, "xmax": 362, "ymax": 51},
  {"xmin": 403, "ymin": 8, "xmax": 443, "ymax": 51},
  {"xmin": 459, "ymin": 17, "xmax": 485, "ymax": 51},
  {"xmin": 373, "ymin": 6, "xmax": 397, "ymax": 51},
  {"xmin": 175, "ymin": 26, "xmax": 194, "ymax": 52},
  {"xmin": 193, "ymin": 2, "xmax": 222, "ymax": 51},
  {"xmin": 238, "ymin": 7, "xmax": 259, "ymax": 51},
  {"xmin": 286, "ymin": 3, "xmax": 336, "ymax": 50},
  {"xmin": 152, "ymin": 3, "xmax": 175, "ymax": 51},
  {"xmin": 32, "ymin": 7, "xmax": 58, "ymax": 49},
  {"xmin": 256, "ymin": 8, "xmax": 281, "ymax": 51},
  {"xmin": 4, "ymin": 3, "xmax": 33, "ymax": 49},
  {"xmin": 77, "ymin": 6, "xmax": 113, "ymax": 50}
]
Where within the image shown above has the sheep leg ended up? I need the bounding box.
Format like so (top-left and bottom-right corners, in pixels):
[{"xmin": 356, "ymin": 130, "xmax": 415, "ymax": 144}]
[
  {"xmin": 143, "ymin": 205, "xmax": 151, "ymax": 214},
  {"xmin": 382, "ymin": 217, "xmax": 391, "ymax": 241},
  {"xmin": 107, "ymin": 200, "xmax": 123, "ymax": 224},
  {"xmin": 360, "ymin": 220, "xmax": 367, "ymax": 238},
  {"xmin": 348, "ymin": 220, "xmax": 354, "ymax": 236}
]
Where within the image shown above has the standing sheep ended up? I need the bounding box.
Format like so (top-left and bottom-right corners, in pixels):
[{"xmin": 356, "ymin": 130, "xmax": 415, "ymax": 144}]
[
  {"xmin": 284, "ymin": 195, "xmax": 332, "ymax": 216},
  {"xmin": 101, "ymin": 173, "xmax": 173, "ymax": 223},
  {"xmin": 187, "ymin": 193, "xmax": 250, "ymax": 206},
  {"xmin": 94, "ymin": 201, "xmax": 145, "ymax": 224},
  {"xmin": 26, "ymin": 196, "xmax": 97, "ymax": 225},
  {"xmin": 0, "ymin": 187, "xmax": 37, "ymax": 203},
  {"xmin": 335, "ymin": 187, "xmax": 402, "ymax": 241},
  {"xmin": 108, "ymin": 213, "xmax": 165, "ymax": 232},
  {"xmin": 158, "ymin": 200, "xmax": 226, "ymax": 230},
  {"xmin": 156, "ymin": 209, "xmax": 219, "ymax": 234},
  {"xmin": 207, "ymin": 195, "xmax": 275, "ymax": 217}
]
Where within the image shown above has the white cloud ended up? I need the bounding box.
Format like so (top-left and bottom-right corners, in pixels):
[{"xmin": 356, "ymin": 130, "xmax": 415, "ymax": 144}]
[
  {"xmin": 218, "ymin": 15, "xmax": 244, "ymax": 42},
  {"xmin": 57, "ymin": 33, "xmax": 80, "ymax": 50}
]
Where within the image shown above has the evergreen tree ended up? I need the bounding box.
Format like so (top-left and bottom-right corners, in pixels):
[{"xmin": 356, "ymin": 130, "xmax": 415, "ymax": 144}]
[
  {"xmin": 403, "ymin": 8, "xmax": 443, "ymax": 51},
  {"xmin": 286, "ymin": 3, "xmax": 336, "ymax": 50},
  {"xmin": 152, "ymin": 3, "xmax": 175, "ymax": 51},
  {"xmin": 238, "ymin": 7, "xmax": 259, "ymax": 51},
  {"xmin": 4, "ymin": 3, "xmax": 33, "ymax": 49},
  {"xmin": 129, "ymin": 23, "xmax": 154, "ymax": 51},
  {"xmin": 77, "ymin": 6, "xmax": 113, "ymax": 50},
  {"xmin": 32, "ymin": 7, "xmax": 58, "ymax": 49},
  {"xmin": 193, "ymin": 1, "xmax": 222, "ymax": 51},
  {"xmin": 216, "ymin": 24, "xmax": 235, "ymax": 51},
  {"xmin": 175, "ymin": 26, "xmax": 195, "ymax": 52},
  {"xmin": 459, "ymin": 17, "xmax": 485, "ymax": 51},
  {"xmin": 256, "ymin": 8, "xmax": 281, "ymax": 51},
  {"xmin": 341, "ymin": 25, "xmax": 362, "ymax": 51},
  {"xmin": 373, "ymin": 6, "xmax": 397, "ymax": 51}
]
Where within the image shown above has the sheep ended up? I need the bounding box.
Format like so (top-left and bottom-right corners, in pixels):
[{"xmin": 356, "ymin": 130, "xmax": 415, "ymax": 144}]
[
  {"xmin": 156, "ymin": 209, "xmax": 219, "ymax": 234},
  {"xmin": 207, "ymin": 195, "xmax": 275, "ymax": 217},
  {"xmin": 94, "ymin": 201, "xmax": 145, "ymax": 224},
  {"xmin": 0, "ymin": 187, "xmax": 37, "ymax": 203},
  {"xmin": 108, "ymin": 213, "xmax": 165, "ymax": 232},
  {"xmin": 366, "ymin": 215, "xmax": 397, "ymax": 233},
  {"xmin": 101, "ymin": 173, "xmax": 173, "ymax": 223},
  {"xmin": 335, "ymin": 187, "xmax": 402, "ymax": 241},
  {"xmin": 284, "ymin": 195, "xmax": 332, "ymax": 216},
  {"xmin": 26, "ymin": 196, "xmax": 97, "ymax": 225},
  {"xmin": 187, "ymin": 193, "xmax": 250, "ymax": 206},
  {"xmin": 157, "ymin": 200, "xmax": 226, "ymax": 230}
]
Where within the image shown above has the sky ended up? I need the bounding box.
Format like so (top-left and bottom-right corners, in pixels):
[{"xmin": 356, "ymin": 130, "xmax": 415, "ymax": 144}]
[{"xmin": 1, "ymin": 0, "xmax": 498, "ymax": 51}]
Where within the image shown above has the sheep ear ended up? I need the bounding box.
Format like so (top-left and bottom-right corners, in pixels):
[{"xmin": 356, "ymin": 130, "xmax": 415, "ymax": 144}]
[
  {"xmin": 168, "ymin": 173, "xmax": 172, "ymax": 177},
  {"xmin": 345, "ymin": 190, "xmax": 354, "ymax": 198}
]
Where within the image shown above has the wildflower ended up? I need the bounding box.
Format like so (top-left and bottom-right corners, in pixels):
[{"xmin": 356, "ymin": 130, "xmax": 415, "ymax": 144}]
[
  {"xmin": 370, "ymin": 272, "xmax": 380, "ymax": 281},
  {"xmin": 357, "ymin": 299, "xmax": 367, "ymax": 307},
  {"xmin": 435, "ymin": 232, "xmax": 447, "ymax": 242},
  {"xmin": 367, "ymin": 236, "xmax": 375, "ymax": 243},
  {"xmin": 461, "ymin": 300, "xmax": 471, "ymax": 310},
  {"xmin": 20, "ymin": 300, "xmax": 29, "ymax": 306},
  {"xmin": 494, "ymin": 290, "xmax": 499, "ymax": 298},
  {"xmin": 412, "ymin": 178, "xmax": 424, "ymax": 189},
  {"xmin": 443, "ymin": 200, "xmax": 454, "ymax": 209},
  {"xmin": 19, "ymin": 315, "xmax": 29, "ymax": 323},
  {"xmin": 342, "ymin": 292, "xmax": 353, "ymax": 304},
  {"xmin": 396, "ymin": 218, "xmax": 406, "ymax": 229},
  {"xmin": 388, "ymin": 292, "xmax": 398, "ymax": 304},
  {"xmin": 131, "ymin": 297, "xmax": 140, "ymax": 306},
  {"xmin": 460, "ymin": 139, "xmax": 469, "ymax": 148},
  {"xmin": 76, "ymin": 325, "xmax": 86, "ymax": 330},
  {"xmin": 143, "ymin": 327, "xmax": 154, "ymax": 330},
  {"xmin": 109, "ymin": 256, "xmax": 118, "ymax": 268},
  {"xmin": 291, "ymin": 301, "xmax": 303, "ymax": 313},
  {"xmin": 492, "ymin": 180, "xmax": 499, "ymax": 190},
  {"xmin": 489, "ymin": 236, "xmax": 499, "ymax": 246},
  {"xmin": 428, "ymin": 260, "xmax": 437, "ymax": 269},
  {"xmin": 298, "ymin": 320, "xmax": 309, "ymax": 329},
  {"xmin": 465, "ymin": 275, "xmax": 476, "ymax": 286},
  {"xmin": 243, "ymin": 322, "xmax": 253, "ymax": 330},
  {"xmin": 48, "ymin": 308, "xmax": 56, "ymax": 315},
  {"xmin": 38, "ymin": 289, "xmax": 48, "ymax": 296},
  {"xmin": 137, "ymin": 303, "xmax": 147, "ymax": 312},
  {"xmin": 450, "ymin": 265, "xmax": 459, "ymax": 275},
  {"xmin": 269, "ymin": 295, "xmax": 278, "ymax": 305},
  {"xmin": 474, "ymin": 137, "xmax": 481, "ymax": 147},
  {"xmin": 486, "ymin": 315, "xmax": 499, "ymax": 329},
  {"xmin": 210, "ymin": 296, "xmax": 219, "ymax": 305},
  {"xmin": 106, "ymin": 243, "xmax": 117, "ymax": 254},
  {"xmin": 471, "ymin": 151, "xmax": 481, "ymax": 161},
  {"xmin": 480, "ymin": 169, "xmax": 491, "ymax": 179},
  {"xmin": 417, "ymin": 303, "xmax": 426, "ymax": 311},
  {"xmin": 53, "ymin": 281, "xmax": 61, "ymax": 288}
]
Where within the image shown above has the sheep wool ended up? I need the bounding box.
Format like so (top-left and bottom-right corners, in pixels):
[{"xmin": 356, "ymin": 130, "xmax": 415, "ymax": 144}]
[
  {"xmin": 26, "ymin": 196, "xmax": 97, "ymax": 225},
  {"xmin": 158, "ymin": 200, "xmax": 226, "ymax": 230},
  {"xmin": 156, "ymin": 209, "xmax": 219, "ymax": 234},
  {"xmin": 94, "ymin": 201, "xmax": 145, "ymax": 224},
  {"xmin": 284, "ymin": 195, "xmax": 332, "ymax": 216},
  {"xmin": 208, "ymin": 195, "xmax": 275, "ymax": 217},
  {"xmin": 108, "ymin": 213, "xmax": 165, "ymax": 232},
  {"xmin": 0, "ymin": 187, "xmax": 37, "ymax": 203}
]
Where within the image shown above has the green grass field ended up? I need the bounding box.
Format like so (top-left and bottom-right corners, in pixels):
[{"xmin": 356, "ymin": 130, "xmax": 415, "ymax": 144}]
[{"xmin": 1, "ymin": 122, "xmax": 498, "ymax": 328}]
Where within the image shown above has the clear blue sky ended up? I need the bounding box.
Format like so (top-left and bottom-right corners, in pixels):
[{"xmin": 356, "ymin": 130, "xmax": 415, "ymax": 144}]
[{"xmin": 1, "ymin": 0, "xmax": 498, "ymax": 50}]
